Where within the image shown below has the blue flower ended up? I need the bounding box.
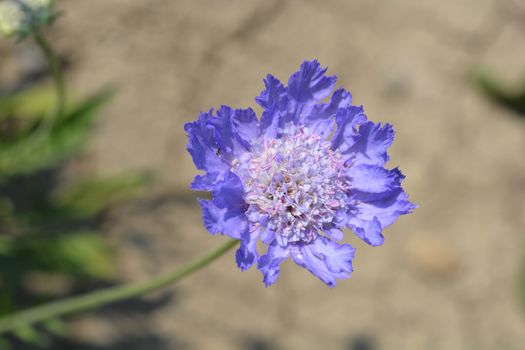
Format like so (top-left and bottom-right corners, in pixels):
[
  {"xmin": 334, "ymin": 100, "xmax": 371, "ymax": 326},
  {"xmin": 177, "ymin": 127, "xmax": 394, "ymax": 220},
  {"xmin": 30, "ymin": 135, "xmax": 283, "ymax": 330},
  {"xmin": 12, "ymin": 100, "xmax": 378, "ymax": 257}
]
[{"xmin": 185, "ymin": 60, "xmax": 416, "ymax": 287}]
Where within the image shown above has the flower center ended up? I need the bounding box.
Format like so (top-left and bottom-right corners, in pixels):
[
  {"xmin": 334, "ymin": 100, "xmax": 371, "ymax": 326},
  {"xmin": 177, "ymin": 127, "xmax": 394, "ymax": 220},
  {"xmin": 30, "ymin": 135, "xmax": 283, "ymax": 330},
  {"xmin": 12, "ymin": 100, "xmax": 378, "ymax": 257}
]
[{"xmin": 233, "ymin": 126, "xmax": 348, "ymax": 244}]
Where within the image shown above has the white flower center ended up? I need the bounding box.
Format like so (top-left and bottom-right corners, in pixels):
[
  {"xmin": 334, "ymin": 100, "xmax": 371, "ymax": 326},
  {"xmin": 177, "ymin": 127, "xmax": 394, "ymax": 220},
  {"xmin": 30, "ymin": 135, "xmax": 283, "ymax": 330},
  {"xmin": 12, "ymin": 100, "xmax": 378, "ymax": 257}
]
[{"xmin": 233, "ymin": 126, "xmax": 348, "ymax": 244}]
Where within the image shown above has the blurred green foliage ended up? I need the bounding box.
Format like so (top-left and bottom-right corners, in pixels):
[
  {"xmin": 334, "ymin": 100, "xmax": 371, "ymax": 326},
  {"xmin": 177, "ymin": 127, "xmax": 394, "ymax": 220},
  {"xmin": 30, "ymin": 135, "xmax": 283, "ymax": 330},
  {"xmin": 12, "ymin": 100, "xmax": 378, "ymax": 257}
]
[
  {"xmin": 0, "ymin": 88, "xmax": 112, "ymax": 179},
  {"xmin": 1, "ymin": 232, "xmax": 113, "ymax": 279},
  {"xmin": 53, "ymin": 173, "xmax": 150, "ymax": 220},
  {"xmin": 475, "ymin": 71, "xmax": 525, "ymax": 116},
  {"xmin": 0, "ymin": 83, "xmax": 149, "ymax": 339}
]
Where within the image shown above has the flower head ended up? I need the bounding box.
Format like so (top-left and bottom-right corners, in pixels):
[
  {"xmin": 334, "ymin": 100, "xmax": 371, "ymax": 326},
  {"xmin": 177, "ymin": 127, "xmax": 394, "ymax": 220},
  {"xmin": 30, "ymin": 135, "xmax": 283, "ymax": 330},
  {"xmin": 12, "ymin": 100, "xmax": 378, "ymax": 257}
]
[
  {"xmin": 185, "ymin": 60, "xmax": 416, "ymax": 287},
  {"xmin": 0, "ymin": 0, "xmax": 55, "ymax": 38}
]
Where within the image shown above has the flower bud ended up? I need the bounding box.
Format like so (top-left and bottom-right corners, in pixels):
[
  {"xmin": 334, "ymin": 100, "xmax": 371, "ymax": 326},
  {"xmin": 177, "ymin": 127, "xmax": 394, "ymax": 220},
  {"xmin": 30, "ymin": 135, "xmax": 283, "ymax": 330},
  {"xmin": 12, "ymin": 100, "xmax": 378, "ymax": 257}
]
[{"xmin": 0, "ymin": 0, "xmax": 54, "ymax": 38}]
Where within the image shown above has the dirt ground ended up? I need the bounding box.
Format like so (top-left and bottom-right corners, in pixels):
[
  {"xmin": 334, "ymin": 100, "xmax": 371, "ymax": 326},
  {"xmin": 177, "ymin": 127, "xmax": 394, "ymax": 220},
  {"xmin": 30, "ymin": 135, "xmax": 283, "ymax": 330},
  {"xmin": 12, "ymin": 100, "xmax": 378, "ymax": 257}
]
[{"xmin": 3, "ymin": 0, "xmax": 525, "ymax": 349}]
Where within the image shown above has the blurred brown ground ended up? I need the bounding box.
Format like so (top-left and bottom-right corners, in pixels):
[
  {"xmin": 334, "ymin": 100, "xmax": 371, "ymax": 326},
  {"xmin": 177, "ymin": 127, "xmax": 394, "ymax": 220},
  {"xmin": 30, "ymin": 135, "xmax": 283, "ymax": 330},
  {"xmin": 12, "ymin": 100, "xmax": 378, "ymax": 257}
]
[{"xmin": 3, "ymin": 0, "xmax": 525, "ymax": 349}]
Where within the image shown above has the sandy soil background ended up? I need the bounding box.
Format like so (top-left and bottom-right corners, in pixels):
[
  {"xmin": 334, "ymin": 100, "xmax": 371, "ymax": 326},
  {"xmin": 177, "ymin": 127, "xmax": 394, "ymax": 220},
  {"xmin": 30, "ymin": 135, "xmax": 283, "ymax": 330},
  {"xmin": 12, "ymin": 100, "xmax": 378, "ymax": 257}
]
[{"xmin": 2, "ymin": 0, "xmax": 525, "ymax": 349}]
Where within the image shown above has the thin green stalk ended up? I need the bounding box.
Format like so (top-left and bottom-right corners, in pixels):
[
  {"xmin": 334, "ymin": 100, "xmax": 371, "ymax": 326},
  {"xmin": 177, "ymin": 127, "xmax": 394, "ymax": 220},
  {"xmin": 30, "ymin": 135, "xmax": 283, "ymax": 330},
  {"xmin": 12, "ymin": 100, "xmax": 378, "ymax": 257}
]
[
  {"xmin": 33, "ymin": 29, "xmax": 65, "ymax": 124},
  {"xmin": 0, "ymin": 238, "xmax": 239, "ymax": 334}
]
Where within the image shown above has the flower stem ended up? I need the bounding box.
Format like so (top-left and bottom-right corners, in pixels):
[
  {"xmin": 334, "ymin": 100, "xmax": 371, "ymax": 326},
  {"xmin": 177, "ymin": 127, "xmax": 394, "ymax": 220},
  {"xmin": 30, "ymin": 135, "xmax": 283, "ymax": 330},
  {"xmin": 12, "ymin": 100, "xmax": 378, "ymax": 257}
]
[
  {"xmin": 32, "ymin": 29, "xmax": 65, "ymax": 124},
  {"xmin": 0, "ymin": 238, "xmax": 239, "ymax": 334}
]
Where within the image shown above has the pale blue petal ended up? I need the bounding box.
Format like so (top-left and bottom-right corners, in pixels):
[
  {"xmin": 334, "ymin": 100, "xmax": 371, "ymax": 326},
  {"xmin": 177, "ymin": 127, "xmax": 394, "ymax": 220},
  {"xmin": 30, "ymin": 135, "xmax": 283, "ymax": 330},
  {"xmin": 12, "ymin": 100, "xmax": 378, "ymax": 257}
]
[
  {"xmin": 290, "ymin": 236, "xmax": 355, "ymax": 287},
  {"xmin": 257, "ymin": 240, "xmax": 290, "ymax": 287}
]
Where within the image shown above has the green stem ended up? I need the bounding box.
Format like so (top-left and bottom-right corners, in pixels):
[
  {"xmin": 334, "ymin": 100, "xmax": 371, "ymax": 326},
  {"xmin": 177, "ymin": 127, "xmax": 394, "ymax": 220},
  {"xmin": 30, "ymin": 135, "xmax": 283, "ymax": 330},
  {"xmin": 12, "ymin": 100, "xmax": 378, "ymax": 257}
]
[
  {"xmin": 0, "ymin": 238, "xmax": 239, "ymax": 334},
  {"xmin": 33, "ymin": 29, "xmax": 65, "ymax": 124}
]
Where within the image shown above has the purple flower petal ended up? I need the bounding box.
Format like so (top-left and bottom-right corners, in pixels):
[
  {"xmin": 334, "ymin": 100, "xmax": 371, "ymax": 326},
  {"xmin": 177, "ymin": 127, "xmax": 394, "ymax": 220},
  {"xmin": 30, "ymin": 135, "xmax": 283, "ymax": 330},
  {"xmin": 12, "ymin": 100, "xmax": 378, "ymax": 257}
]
[
  {"xmin": 184, "ymin": 109, "xmax": 230, "ymax": 173},
  {"xmin": 191, "ymin": 172, "xmax": 224, "ymax": 191},
  {"xmin": 343, "ymin": 166, "xmax": 415, "ymax": 246},
  {"xmin": 259, "ymin": 104, "xmax": 281, "ymax": 139},
  {"xmin": 348, "ymin": 165, "xmax": 404, "ymax": 199},
  {"xmin": 197, "ymin": 172, "xmax": 248, "ymax": 239},
  {"xmin": 208, "ymin": 106, "xmax": 254, "ymax": 159},
  {"xmin": 231, "ymin": 107, "xmax": 259, "ymax": 147},
  {"xmin": 257, "ymin": 74, "xmax": 287, "ymax": 139},
  {"xmin": 347, "ymin": 121, "xmax": 395, "ymax": 167},
  {"xmin": 301, "ymin": 88, "xmax": 353, "ymax": 138},
  {"xmin": 347, "ymin": 215, "xmax": 384, "ymax": 246},
  {"xmin": 287, "ymin": 60, "xmax": 337, "ymax": 117},
  {"xmin": 257, "ymin": 240, "xmax": 290, "ymax": 287},
  {"xmin": 323, "ymin": 226, "xmax": 344, "ymax": 241},
  {"xmin": 236, "ymin": 226, "xmax": 259, "ymax": 271},
  {"xmin": 198, "ymin": 198, "xmax": 247, "ymax": 239},
  {"xmin": 347, "ymin": 189, "xmax": 416, "ymax": 246},
  {"xmin": 256, "ymin": 74, "xmax": 286, "ymax": 110},
  {"xmin": 331, "ymin": 105, "xmax": 367, "ymax": 153},
  {"xmin": 290, "ymin": 236, "xmax": 355, "ymax": 287}
]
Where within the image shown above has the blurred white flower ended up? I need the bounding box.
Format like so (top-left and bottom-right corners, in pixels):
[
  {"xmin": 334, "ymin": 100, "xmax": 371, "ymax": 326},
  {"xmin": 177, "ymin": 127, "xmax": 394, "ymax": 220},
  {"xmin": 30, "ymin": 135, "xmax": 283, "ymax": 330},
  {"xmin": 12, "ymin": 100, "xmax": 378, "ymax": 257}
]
[{"xmin": 0, "ymin": 0, "xmax": 54, "ymax": 38}]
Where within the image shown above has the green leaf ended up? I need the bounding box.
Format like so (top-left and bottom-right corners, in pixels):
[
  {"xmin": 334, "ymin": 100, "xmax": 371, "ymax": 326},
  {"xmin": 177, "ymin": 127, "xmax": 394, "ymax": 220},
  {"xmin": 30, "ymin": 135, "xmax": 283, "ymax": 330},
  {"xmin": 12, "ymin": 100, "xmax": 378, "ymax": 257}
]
[
  {"xmin": 0, "ymin": 292, "xmax": 13, "ymax": 316},
  {"xmin": 16, "ymin": 232, "xmax": 115, "ymax": 280},
  {"xmin": 0, "ymin": 237, "xmax": 12, "ymax": 256},
  {"xmin": 42, "ymin": 318, "xmax": 66, "ymax": 337},
  {"xmin": 0, "ymin": 88, "xmax": 115, "ymax": 181},
  {"xmin": 0, "ymin": 197, "xmax": 13, "ymax": 216},
  {"xmin": 52, "ymin": 172, "xmax": 151, "ymax": 219},
  {"xmin": 0, "ymin": 336, "xmax": 12, "ymax": 350},
  {"xmin": 0, "ymin": 197, "xmax": 14, "ymax": 228},
  {"xmin": 13, "ymin": 325, "xmax": 49, "ymax": 347},
  {"xmin": 0, "ymin": 86, "xmax": 56, "ymax": 122},
  {"xmin": 475, "ymin": 71, "xmax": 525, "ymax": 116}
]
